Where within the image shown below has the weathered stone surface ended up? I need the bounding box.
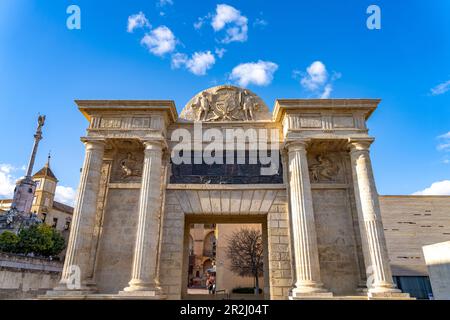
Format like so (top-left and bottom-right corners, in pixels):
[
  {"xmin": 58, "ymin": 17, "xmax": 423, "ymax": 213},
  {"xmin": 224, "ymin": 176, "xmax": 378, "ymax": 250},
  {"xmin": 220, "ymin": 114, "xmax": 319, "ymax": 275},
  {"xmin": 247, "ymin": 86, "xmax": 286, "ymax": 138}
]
[{"xmin": 41, "ymin": 87, "xmax": 419, "ymax": 300}]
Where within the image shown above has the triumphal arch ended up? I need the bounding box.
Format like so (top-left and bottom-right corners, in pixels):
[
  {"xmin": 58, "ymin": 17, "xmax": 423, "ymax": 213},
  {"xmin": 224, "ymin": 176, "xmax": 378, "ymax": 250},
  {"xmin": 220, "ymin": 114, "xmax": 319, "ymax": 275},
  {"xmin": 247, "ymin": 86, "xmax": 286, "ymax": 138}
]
[{"xmin": 47, "ymin": 85, "xmax": 409, "ymax": 299}]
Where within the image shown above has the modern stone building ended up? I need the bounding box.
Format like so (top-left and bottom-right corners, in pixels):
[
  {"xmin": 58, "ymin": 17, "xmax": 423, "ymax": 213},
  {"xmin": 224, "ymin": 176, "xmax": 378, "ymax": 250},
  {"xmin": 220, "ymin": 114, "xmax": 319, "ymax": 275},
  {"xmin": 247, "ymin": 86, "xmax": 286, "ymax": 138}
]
[
  {"xmin": 379, "ymin": 195, "xmax": 450, "ymax": 299},
  {"xmin": 44, "ymin": 85, "xmax": 448, "ymax": 300}
]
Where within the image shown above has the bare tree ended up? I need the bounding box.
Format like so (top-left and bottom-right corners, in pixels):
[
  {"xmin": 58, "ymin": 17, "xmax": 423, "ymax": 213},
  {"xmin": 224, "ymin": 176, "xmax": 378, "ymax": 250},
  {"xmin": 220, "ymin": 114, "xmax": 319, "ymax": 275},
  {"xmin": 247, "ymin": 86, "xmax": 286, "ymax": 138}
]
[{"xmin": 226, "ymin": 228, "xmax": 264, "ymax": 295}]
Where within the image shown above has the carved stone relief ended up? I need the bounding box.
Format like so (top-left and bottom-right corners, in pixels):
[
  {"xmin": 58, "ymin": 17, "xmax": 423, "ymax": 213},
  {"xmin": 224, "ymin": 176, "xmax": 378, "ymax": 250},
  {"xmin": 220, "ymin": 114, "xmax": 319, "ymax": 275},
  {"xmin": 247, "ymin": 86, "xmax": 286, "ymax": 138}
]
[
  {"xmin": 100, "ymin": 118, "xmax": 122, "ymax": 128},
  {"xmin": 180, "ymin": 85, "xmax": 271, "ymax": 122},
  {"xmin": 308, "ymin": 153, "xmax": 344, "ymax": 183},
  {"xmin": 110, "ymin": 149, "xmax": 144, "ymax": 183}
]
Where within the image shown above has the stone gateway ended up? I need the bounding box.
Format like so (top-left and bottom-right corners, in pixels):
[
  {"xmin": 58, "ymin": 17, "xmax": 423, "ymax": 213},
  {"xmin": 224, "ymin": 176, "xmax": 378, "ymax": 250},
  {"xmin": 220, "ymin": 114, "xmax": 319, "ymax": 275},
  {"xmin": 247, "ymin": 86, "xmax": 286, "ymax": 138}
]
[{"xmin": 46, "ymin": 85, "xmax": 412, "ymax": 300}]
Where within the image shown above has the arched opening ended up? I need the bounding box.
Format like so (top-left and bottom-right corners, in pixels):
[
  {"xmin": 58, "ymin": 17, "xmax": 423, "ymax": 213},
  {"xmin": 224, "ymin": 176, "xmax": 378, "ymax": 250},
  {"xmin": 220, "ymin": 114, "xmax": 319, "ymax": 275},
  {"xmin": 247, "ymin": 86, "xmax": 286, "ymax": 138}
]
[{"xmin": 203, "ymin": 231, "xmax": 216, "ymax": 258}]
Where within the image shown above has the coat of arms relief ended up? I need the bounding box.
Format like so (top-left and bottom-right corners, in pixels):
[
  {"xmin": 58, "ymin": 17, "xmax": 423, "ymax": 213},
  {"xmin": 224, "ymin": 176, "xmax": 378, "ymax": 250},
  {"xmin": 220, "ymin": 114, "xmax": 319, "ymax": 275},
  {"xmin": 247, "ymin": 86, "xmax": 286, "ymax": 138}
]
[{"xmin": 180, "ymin": 86, "xmax": 271, "ymax": 122}]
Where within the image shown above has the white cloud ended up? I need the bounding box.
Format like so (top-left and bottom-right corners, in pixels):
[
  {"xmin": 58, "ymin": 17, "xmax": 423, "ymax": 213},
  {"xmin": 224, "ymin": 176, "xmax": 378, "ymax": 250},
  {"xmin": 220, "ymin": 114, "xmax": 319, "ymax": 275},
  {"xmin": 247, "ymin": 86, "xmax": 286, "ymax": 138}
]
[
  {"xmin": 158, "ymin": 0, "xmax": 173, "ymax": 6},
  {"xmin": 430, "ymin": 80, "xmax": 450, "ymax": 96},
  {"xmin": 0, "ymin": 164, "xmax": 19, "ymax": 198},
  {"xmin": 438, "ymin": 143, "xmax": 450, "ymax": 151},
  {"xmin": 55, "ymin": 186, "xmax": 77, "ymax": 206},
  {"xmin": 211, "ymin": 4, "xmax": 248, "ymax": 43},
  {"xmin": 141, "ymin": 26, "xmax": 176, "ymax": 56},
  {"xmin": 172, "ymin": 51, "xmax": 216, "ymax": 76},
  {"xmin": 127, "ymin": 12, "xmax": 150, "ymax": 33},
  {"xmin": 300, "ymin": 61, "xmax": 328, "ymax": 91},
  {"xmin": 438, "ymin": 132, "xmax": 450, "ymax": 139},
  {"xmin": 413, "ymin": 180, "xmax": 450, "ymax": 196},
  {"xmin": 295, "ymin": 61, "xmax": 340, "ymax": 99},
  {"xmin": 437, "ymin": 132, "xmax": 450, "ymax": 152},
  {"xmin": 253, "ymin": 18, "xmax": 268, "ymax": 28},
  {"xmin": 215, "ymin": 48, "xmax": 226, "ymax": 58},
  {"xmin": 320, "ymin": 84, "xmax": 333, "ymax": 99},
  {"xmin": 229, "ymin": 60, "xmax": 278, "ymax": 87},
  {"xmin": 194, "ymin": 13, "xmax": 212, "ymax": 30}
]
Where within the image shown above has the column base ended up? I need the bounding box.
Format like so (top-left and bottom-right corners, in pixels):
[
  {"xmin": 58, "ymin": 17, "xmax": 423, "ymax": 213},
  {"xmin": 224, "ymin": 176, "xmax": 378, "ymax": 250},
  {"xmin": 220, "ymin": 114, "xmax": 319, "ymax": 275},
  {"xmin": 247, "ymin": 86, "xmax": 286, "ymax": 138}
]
[
  {"xmin": 367, "ymin": 284, "xmax": 412, "ymax": 299},
  {"xmin": 290, "ymin": 285, "xmax": 333, "ymax": 300},
  {"xmin": 46, "ymin": 281, "xmax": 98, "ymax": 297},
  {"xmin": 118, "ymin": 290, "xmax": 167, "ymax": 300},
  {"xmin": 120, "ymin": 280, "xmax": 166, "ymax": 299},
  {"xmin": 368, "ymin": 291, "xmax": 412, "ymax": 300}
]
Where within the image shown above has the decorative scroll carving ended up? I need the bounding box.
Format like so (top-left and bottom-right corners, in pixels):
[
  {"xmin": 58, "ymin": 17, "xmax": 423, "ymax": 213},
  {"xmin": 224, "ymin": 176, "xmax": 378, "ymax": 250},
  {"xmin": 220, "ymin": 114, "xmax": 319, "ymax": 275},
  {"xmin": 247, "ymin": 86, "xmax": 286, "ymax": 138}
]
[
  {"xmin": 100, "ymin": 118, "xmax": 122, "ymax": 128},
  {"xmin": 180, "ymin": 85, "xmax": 271, "ymax": 122},
  {"xmin": 309, "ymin": 154, "xmax": 340, "ymax": 183}
]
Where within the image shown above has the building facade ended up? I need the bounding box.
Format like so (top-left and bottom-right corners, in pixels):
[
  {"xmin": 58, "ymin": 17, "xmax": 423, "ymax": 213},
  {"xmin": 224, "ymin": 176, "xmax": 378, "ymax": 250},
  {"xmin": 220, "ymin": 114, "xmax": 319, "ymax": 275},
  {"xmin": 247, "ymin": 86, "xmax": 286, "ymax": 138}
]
[{"xmin": 46, "ymin": 85, "xmax": 432, "ymax": 299}]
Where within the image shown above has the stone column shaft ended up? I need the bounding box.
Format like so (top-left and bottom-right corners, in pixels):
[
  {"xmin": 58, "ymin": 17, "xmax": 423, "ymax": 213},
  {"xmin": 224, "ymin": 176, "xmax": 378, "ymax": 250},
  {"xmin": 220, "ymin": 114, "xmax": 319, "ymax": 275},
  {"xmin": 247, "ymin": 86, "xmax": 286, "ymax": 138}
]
[
  {"xmin": 57, "ymin": 139, "xmax": 105, "ymax": 291},
  {"xmin": 287, "ymin": 141, "xmax": 330, "ymax": 297},
  {"xmin": 349, "ymin": 140, "xmax": 400, "ymax": 294},
  {"xmin": 123, "ymin": 140, "xmax": 164, "ymax": 293}
]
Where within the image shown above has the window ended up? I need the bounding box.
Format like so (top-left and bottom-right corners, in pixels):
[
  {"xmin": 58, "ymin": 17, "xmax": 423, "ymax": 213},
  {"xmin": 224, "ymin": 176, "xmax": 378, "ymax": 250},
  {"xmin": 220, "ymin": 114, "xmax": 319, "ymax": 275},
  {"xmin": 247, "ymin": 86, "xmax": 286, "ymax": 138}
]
[
  {"xmin": 52, "ymin": 217, "xmax": 58, "ymax": 228},
  {"xmin": 64, "ymin": 219, "xmax": 71, "ymax": 230},
  {"xmin": 42, "ymin": 213, "xmax": 47, "ymax": 222},
  {"xmin": 393, "ymin": 276, "xmax": 433, "ymax": 300}
]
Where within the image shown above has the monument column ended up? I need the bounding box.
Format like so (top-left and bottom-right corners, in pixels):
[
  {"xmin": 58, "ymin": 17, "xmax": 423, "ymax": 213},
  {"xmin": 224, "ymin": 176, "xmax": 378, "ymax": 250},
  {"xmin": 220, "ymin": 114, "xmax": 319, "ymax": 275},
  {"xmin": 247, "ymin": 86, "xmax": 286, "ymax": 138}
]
[
  {"xmin": 122, "ymin": 140, "xmax": 165, "ymax": 297},
  {"xmin": 286, "ymin": 140, "xmax": 332, "ymax": 298},
  {"xmin": 349, "ymin": 139, "xmax": 405, "ymax": 297},
  {"xmin": 52, "ymin": 138, "xmax": 105, "ymax": 293}
]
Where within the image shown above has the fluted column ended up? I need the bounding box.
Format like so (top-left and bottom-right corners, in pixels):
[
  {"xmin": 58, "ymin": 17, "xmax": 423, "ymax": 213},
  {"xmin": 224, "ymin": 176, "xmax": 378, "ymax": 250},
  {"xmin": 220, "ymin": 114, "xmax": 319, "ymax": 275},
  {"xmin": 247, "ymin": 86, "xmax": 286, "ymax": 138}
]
[
  {"xmin": 122, "ymin": 140, "xmax": 164, "ymax": 295},
  {"xmin": 54, "ymin": 138, "xmax": 105, "ymax": 292},
  {"xmin": 349, "ymin": 139, "xmax": 401, "ymax": 296},
  {"xmin": 287, "ymin": 140, "xmax": 331, "ymax": 297}
]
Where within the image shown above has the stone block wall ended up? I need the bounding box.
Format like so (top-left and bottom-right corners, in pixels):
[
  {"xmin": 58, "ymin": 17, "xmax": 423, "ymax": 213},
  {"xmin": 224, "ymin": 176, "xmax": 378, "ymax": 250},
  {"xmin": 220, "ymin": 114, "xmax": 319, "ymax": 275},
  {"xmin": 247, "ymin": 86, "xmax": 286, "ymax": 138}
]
[
  {"xmin": 94, "ymin": 188, "xmax": 140, "ymax": 293},
  {"xmin": 312, "ymin": 188, "xmax": 361, "ymax": 294},
  {"xmin": 266, "ymin": 190, "xmax": 293, "ymax": 300},
  {"xmin": 0, "ymin": 253, "xmax": 62, "ymax": 299},
  {"xmin": 380, "ymin": 196, "xmax": 450, "ymax": 276}
]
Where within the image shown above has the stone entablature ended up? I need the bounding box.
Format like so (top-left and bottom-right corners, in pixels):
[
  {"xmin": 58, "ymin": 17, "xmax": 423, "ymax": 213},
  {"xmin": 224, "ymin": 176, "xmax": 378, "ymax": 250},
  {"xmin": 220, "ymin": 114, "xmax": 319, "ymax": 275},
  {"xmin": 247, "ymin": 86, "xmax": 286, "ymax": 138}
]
[
  {"xmin": 77, "ymin": 100, "xmax": 177, "ymax": 141},
  {"xmin": 273, "ymin": 99, "xmax": 377, "ymax": 139},
  {"xmin": 45, "ymin": 85, "xmax": 411, "ymax": 300}
]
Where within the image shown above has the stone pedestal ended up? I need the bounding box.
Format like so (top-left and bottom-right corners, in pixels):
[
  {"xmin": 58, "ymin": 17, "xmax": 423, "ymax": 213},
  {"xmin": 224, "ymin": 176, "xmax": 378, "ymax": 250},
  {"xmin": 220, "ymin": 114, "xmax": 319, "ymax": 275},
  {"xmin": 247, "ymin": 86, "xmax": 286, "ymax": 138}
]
[
  {"xmin": 49, "ymin": 139, "xmax": 105, "ymax": 294},
  {"xmin": 349, "ymin": 139, "xmax": 409, "ymax": 299},
  {"xmin": 286, "ymin": 141, "xmax": 333, "ymax": 299},
  {"xmin": 120, "ymin": 140, "xmax": 166, "ymax": 299}
]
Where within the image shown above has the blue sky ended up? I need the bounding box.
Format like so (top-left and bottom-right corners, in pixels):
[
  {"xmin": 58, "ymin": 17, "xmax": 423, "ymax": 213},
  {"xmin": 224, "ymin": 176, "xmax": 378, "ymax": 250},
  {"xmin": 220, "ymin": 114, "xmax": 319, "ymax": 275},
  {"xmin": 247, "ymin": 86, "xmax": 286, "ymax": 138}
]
[{"xmin": 0, "ymin": 0, "xmax": 449, "ymax": 204}]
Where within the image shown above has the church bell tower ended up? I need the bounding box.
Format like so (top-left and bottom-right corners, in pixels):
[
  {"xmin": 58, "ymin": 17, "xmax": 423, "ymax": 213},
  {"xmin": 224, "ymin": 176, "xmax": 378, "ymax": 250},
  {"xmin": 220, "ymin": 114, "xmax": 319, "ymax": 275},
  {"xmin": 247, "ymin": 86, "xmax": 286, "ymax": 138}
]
[{"xmin": 31, "ymin": 153, "xmax": 58, "ymax": 217}]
